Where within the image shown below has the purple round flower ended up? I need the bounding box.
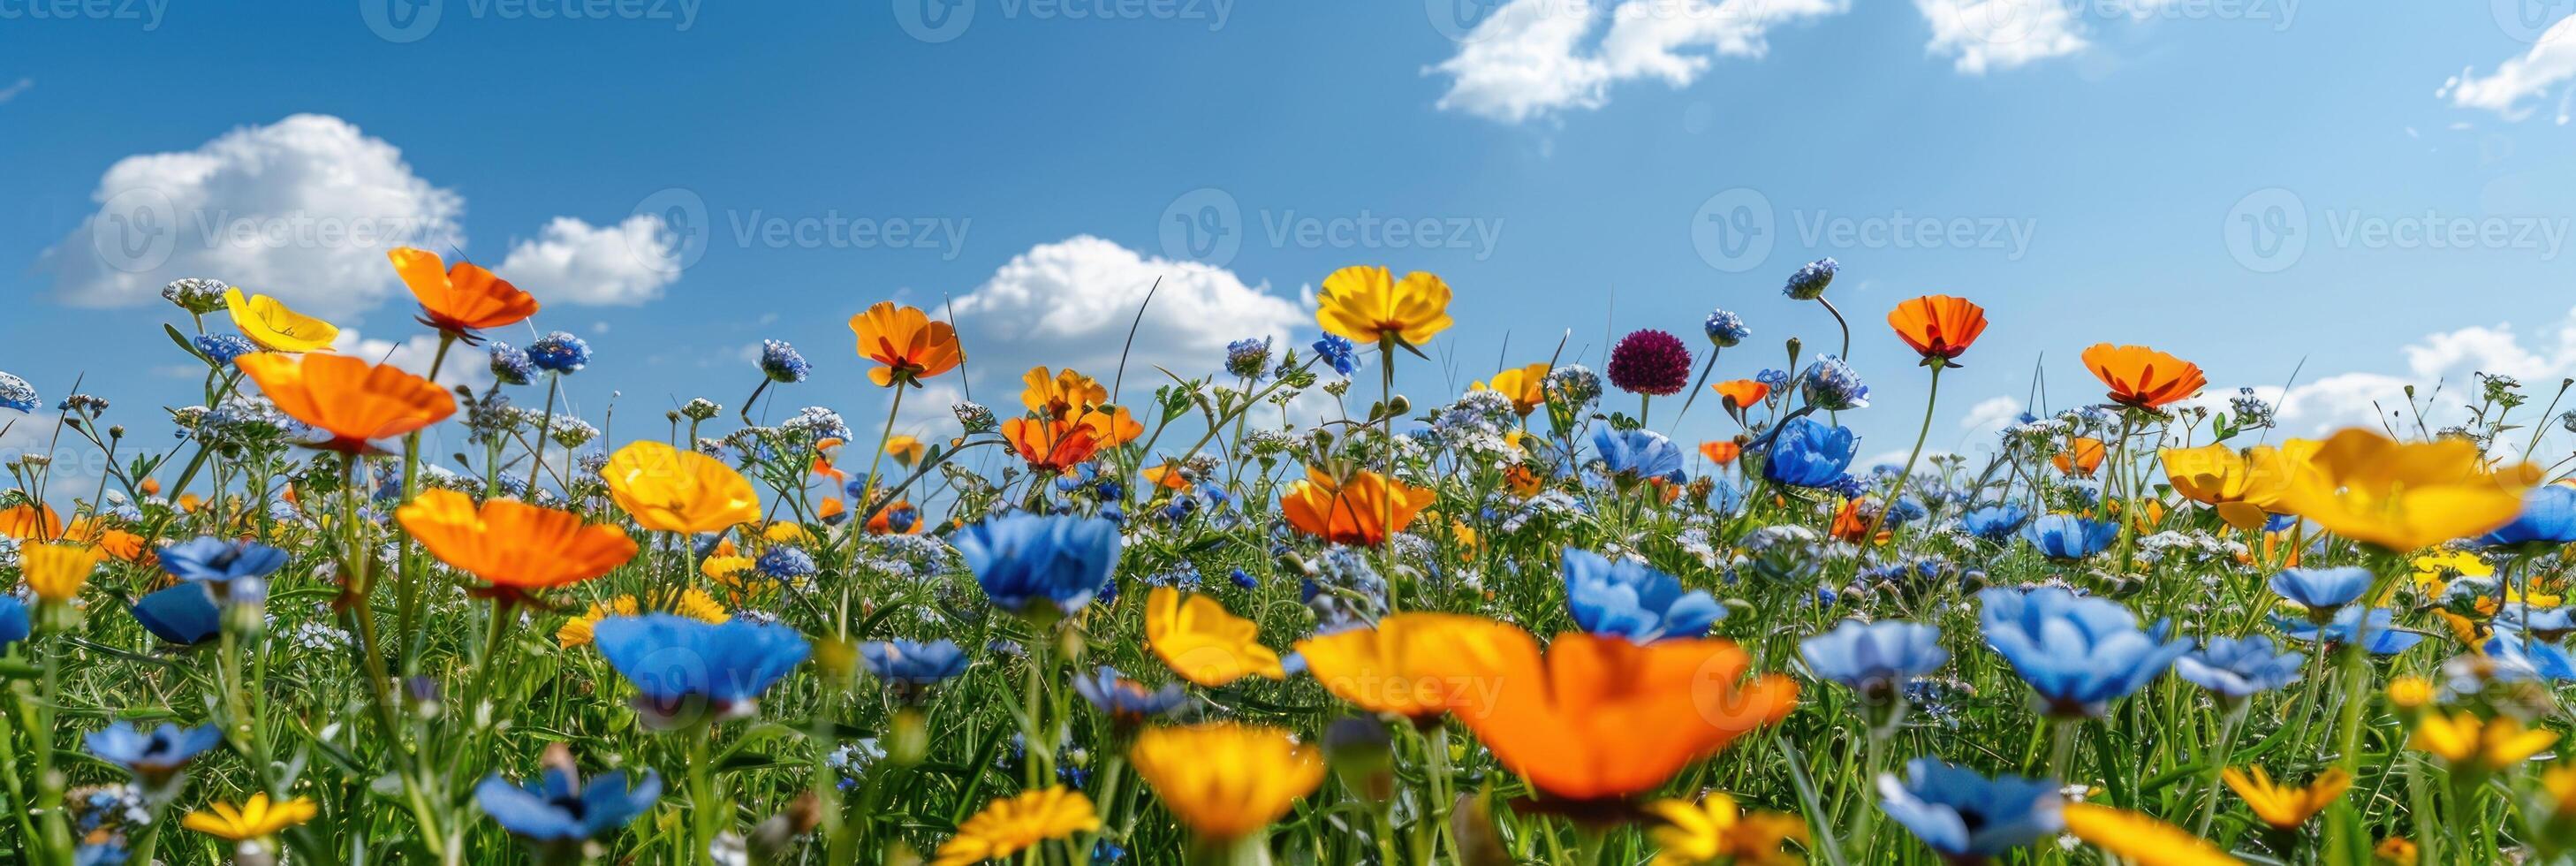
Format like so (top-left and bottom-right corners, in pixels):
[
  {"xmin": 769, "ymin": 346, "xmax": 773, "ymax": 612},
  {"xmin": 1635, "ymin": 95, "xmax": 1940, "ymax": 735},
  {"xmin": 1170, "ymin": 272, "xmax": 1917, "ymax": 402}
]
[{"xmin": 1606, "ymin": 329, "xmax": 1693, "ymax": 396}]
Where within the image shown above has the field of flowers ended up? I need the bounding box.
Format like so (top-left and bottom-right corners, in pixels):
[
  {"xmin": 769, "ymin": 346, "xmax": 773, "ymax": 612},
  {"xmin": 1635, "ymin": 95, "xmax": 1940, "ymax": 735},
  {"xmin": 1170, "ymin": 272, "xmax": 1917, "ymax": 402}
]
[{"xmin": 0, "ymin": 250, "xmax": 2569, "ymax": 866}]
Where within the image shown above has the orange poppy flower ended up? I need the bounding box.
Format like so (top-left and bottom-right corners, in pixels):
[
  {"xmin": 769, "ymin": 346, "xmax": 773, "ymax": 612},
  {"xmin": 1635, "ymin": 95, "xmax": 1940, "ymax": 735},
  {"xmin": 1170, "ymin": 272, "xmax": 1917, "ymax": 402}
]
[
  {"xmin": 1279, "ymin": 468, "xmax": 1434, "ymax": 547},
  {"xmin": 2080, "ymin": 344, "xmax": 2207, "ymax": 411},
  {"xmin": 1477, "ymin": 363, "xmax": 1550, "ymax": 417},
  {"xmin": 1023, "ymin": 367, "xmax": 1107, "ymax": 420},
  {"xmin": 1425, "ymin": 629, "xmax": 1797, "ymax": 802},
  {"xmin": 1077, "ymin": 406, "xmax": 1143, "ymax": 447},
  {"xmin": 866, "ymin": 501, "xmax": 924, "ymax": 536},
  {"xmin": 1140, "ymin": 460, "xmax": 1193, "ymax": 491},
  {"xmin": 388, "ymin": 247, "xmax": 539, "ymax": 337},
  {"xmin": 1886, "ymin": 295, "xmax": 1989, "ymax": 363},
  {"xmin": 1699, "ymin": 441, "xmax": 1740, "ymax": 466},
  {"xmin": 1003, "ymin": 418, "xmax": 1102, "ymax": 474},
  {"xmin": 1294, "ymin": 612, "xmax": 1529, "ymax": 722},
  {"xmin": 1829, "ymin": 498, "xmax": 1888, "ymax": 546},
  {"xmin": 850, "ymin": 301, "xmax": 963, "ymax": 388},
  {"xmin": 816, "ymin": 498, "xmax": 847, "ymax": 522},
  {"xmin": 0, "ymin": 503, "xmax": 64, "ymax": 542},
  {"xmin": 1711, "ymin": 380, "xmax": 1770, "ymax": 412},
  {"xmin": 2053, "ymin": 437, "xmax": 2106, "ymax": 477},
  {"xmin": 61, "ymin": 519, "xmax": 150, "ymax": 564},
  {"xmin": 397, "ymin": 489, "xmax": 637, "ymax": 594},
  {"xmin": 234, "ymin": 353, "xmax": 458, "ymax": 452},
  {"xmin": 1503, "ymin": 465, "xmax": 1544, "ymax": 498}
]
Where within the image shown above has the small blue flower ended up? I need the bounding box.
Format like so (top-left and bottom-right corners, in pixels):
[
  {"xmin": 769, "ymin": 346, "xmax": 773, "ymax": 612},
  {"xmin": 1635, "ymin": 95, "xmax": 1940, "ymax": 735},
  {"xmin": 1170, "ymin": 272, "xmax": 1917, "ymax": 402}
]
[
  {"xmin": 755, "ymin": 546, "xmax": 818, "ymax": 581},
  {"xmin": 192, "ymin": 334, "xmax": 258, "ymax": 366},
  {"xmin": 2277, "ymin": 606, "xmax": 2423, "ymax": 656},
  {"xmin": 1229, "ymin": 567, "xmax": 1258, "ymax": 591},
  {"xmin": 1754, "ymin": 368, "xmax": 1791, "ymax": 391},
  {"xmin": 2268, "ymin": 566, "xmax": 2373, "ymax": 617},
  {"xmin": 2485, "ymin": 631, "xmax": 2576, "ymax": 682},
  {"xmin": 758, "ymin": 339, "xmax": 811, "ymax": 384},
  {"xmin": 1561, "ymin": 548, "xmax": 1724, "ymax": 643},
  {"xmin": 527, "ymin": 331, "xmax": 592, "ymax": 374},
  {"xmin": 1799, "ymin": 619, "xmax": 1948, "ymax": 697},
  {"xmin": 157, "ymin": 536, "xmax": 288, "ymax": 600},
  {"xmin": 1979, "ymin": 587, "xmax": 2189, "ymax": 718},
  {"xmin": 593, "ymin": 614, "xmax": 811, "ymax": 724},
  {"xmin": 489, "ymin": 342, "xmax": 536, "ymax": 386},
  {"xmin": 1224, "ymin": 337, "xmax": 1273, "ymax": 380},
  {"xmin": 1702, "ymin": 308, "xmax": 1750, "ymax": 347},
  {"xmin": 2172, "ymin": 634, "xmax": 2303, "ymax": 701},
  {"xmin": 132, "ymin": 583, "xmax": 222, "ymax": 646},
  {"xmin": 1877, "ymin": 758, "xmax": 2063, "ymax": 860},
  {"xmin": 1311, "ymin": 334, "xmax": 1360, "ymax": 376},
  {"xmin": 1071, "ymin": 665, "xmax": 1188, "ymax": 724},
  {"xmin": 2481, "ymin": 483, "xmax": 2576, "ymax": 549},
  {"xmin": 1761, "ymin": 417, "xmax": 1857, "ymax": 489},
  {"xmin": 1783, "ymin": 258, "xmax": 1837, "ymax": 300},
  {"xmin": 2018, "ymin": 514, "xmax": 2118, "ymax": 560},
  {"xmin": 858, "ymin": 638, "xmax": 969, "ymax": 687},
  {"xmin": 1959, "ymin": 504, "xmax": 2029, "ymax": 541},
  {"xmin": 476, "ymin": 763, "xmax": 662, "ymax": 842},
  {"xmin": 0, "ymin": 596, "xmax": 27, "ymax": 648},
  {"xmin": 0, "ymin": 372, "xmax": 36, "ymax": 414},
  {"xmin": 1591, "ymin": 427, "xmax": 1686, "ymax": 483},
  {"xmin": 84, "ymin": 721, "xmax": 221, "ymax": 784},
  {"xmin": 1799, "ymin": 354, "xmax": 1869, "ymax": 410},
  {"xmin": 953, "ymin": 513, "xmax": 1122, "ymax": 617}
]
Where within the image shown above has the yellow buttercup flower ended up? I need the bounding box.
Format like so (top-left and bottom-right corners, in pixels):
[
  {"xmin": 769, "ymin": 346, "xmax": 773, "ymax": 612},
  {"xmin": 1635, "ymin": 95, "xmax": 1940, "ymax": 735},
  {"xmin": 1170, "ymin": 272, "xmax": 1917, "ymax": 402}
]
[
  {"xmin": 763, "ymin": 521, "xmax": 812, "ymax": 544},
  {"xmin": 1475, "ymin": 363, "xmax": 1550, "ymax": 417},
  {"xmin": 2411, "ymin": 550, "xmax": 2494, "ymax": 594},
  {"xmin": 602, "ymin": 441, "xmax": 761, "ymax": 535},
  {"xmin": 931, "ymin": 786, "xmax": 1101, "ymax": 866},
  {"xmin": 184, "ymin": 793, "xmax": 318, "ymax": 840},
  {"xmin": 224, "ymin": 287, "xmax": 339, "ymax": 353},
  {"xmin": 883, "ymin": 434, "xmax": 927, "ymax": 467},
  {"xmin": 701, "ymin": 555, "xmax": 754, "ymax": 582},
  {"xmin": 1131, "ymin": 722, "xmax": 1323, "ymax": 840},
  {"xmin": 2274, "ymin": 428, "xmax": 2538, "ymax": 552},
  {"xmin": 1645, "ymin": 793, "xmax": 1807, "ymax": 866},
  {"xmin": 1315, "ymin": 265, "xmax": 1452, "ymax": 347},
  {"xmin": 556, "ymin": 589, "xmax": 728, "ymax": 649},
  {"xmin": 2060, "ymin": 802, "xmax": 2243, "ymax": 865},
  {"xmin": 2221, "ymin": 766, "xmax": 2349, "ymax": 829},
  {"xmin": 2387, "ymin": 677, "xmax": 2436, "ymax": 711},
  {"xmin": 2161, "ymin": 440, "xmax": 2315, "ymax": 531},
  {"xmin": 2410, "ymin": 710, "xmax": 2557, "ymax": 771},
  {"xmin": 1144, "ymin": 586, "xmax": 1286, "ymax": 687},
  {"xmin": 19, "ymin": 542, "xmax": 105, "ymax": 603}
]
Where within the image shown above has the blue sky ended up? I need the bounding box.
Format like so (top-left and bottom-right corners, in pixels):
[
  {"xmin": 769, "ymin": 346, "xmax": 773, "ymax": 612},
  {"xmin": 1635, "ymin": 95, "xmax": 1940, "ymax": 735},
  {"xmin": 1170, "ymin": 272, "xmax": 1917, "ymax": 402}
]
[{"xmin": 6, "ymin": 0, "xmax": 2576, "ymax": 477}]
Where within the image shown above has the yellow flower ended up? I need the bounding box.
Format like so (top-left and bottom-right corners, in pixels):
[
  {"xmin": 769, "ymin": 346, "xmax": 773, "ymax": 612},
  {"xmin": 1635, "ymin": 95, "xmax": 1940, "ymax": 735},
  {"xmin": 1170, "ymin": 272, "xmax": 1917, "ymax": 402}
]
[
  {"xmin": 2410, "ymin": 710, "xmax": 2557, "ymax": 771},
  {"xmin": 1315, "ymin": 265, "xmax": 1452, "ymax": 347},
  {"xmin": 931, "ymin": 786, "xmax": 1101, "ymax": 866},
  {"xmin": 763, "ymin": 521, "xmax": 812, "ymax": 544},
  {"xmin": 2274, "ymin": 428, "xmax": 2538, "ymax": 552},
  {"xmin": 1131, "ymin": 722, "xmax": 1323, "ymax": 840},
  {"xmin": 2375, "ymin": 837, "xmax": 2417, "ymax": 864},
  {"xmin": 2160, "ymin": 440, "xmax": 2315, "ymax": 531},
  {"xmin": 224, "ymin": 287, "xmax": 339, "ymax": 353},
  {"xmin": 2545, "ymin": 764, "xmax": 2576, "ymax": 817},
  {"xmin": 602, "ymin": 441, "xmax": 761, "ymax": 535},
  {"xmin": 1645, "ymin": 793, "xmax": 1807, "ymax": 866},
  {"xmin": 1144, "ymin": 586, "xmax": 1286, "ymax": 687},
  {"xmin": 884, "ymin": 435, "xmax": 927, "ymax": 467},
  {"xmin": 183, "ymin": 793, "xmax": 318, "ymax": 840},
  {"xmin": 2411, "ymin": 550, "xmax": 2494, "ymax": 594},
  {"xmin": 2387, "ymin": 677, "xmax": 2436, "ymax": 711},
  {"xmin": 2060, "ymin": 802, "xmax": 2243, "ymax": 865},
  {"xmin": 1475, "ymin": 363, "xmax": 1550, "ymax": 417},
  {"xmin": 2221, "ymin": 766, "xmax": 2349, "ymax": 829},
  {"xmin": 702, "ymin": 555, "xmax": 754, "ymax": 582},
  {"xmin": 556, "ymin": 589, "xmax": 727, "ymax": 648},
  {"xmin": 19, "ymin": 542, "xmax": 104, "ymax": 603}
]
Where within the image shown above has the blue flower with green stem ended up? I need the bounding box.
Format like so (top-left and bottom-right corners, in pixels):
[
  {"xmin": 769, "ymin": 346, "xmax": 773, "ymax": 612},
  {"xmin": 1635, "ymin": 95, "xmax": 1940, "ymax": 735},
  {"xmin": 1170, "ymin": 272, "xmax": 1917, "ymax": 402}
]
[
  {"xmin": 1979, "ymin": 587, "xmax": 2188, "ymax": 718},
  {"xmin": 1878, "ymin": 758, "xmax": 2063, "ymax": 861}
]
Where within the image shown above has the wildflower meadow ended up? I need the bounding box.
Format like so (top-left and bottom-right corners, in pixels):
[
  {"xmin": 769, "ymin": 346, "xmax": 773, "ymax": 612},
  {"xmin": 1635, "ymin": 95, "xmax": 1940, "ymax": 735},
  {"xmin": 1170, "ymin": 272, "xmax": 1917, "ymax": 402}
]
[{"xmin": 4, "ymin": 253, "xmax": 2574, "ymax": 866}]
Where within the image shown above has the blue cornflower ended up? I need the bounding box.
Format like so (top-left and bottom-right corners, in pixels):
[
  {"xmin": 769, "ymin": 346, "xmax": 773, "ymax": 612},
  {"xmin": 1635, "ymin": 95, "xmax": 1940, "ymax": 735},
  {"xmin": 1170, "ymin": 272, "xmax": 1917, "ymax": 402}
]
[
  {"xmin": 1561, "ymin": 548, "xmax": 1724, "ymax": 643},
  {"xmin": 84, "ymin": 721, "xmax": 220, "ymax": 794},
  {"xmin": 1702, "ymin": 308, "xmax": 1749, "ymax": 347},
  {"xmin": 592, "ymin": 614, "xmax": 812, "ymax": 725},
  {"xmin": 192, "ymin": 334, "xmax": 258, "ymax": 366},
  {"xmin": 489, "ymin": 342, "xmax": 536, "ymax": 386},
  {"xmin": 476, "ymin": 761, "xmax": 663, "ymax": 844},
  {"xmin": 1799, "ymin": 354, "xmax": 1870, "ymax": 410},
  {"xmin": 1229, "ymin": 567, "xmax": 1258, "ymax": 590},
  {"xmin": 2485, "ymin": 630, "xmax": 2576, "ymax": 682},
  {"xmin": 1761, "ymin": 417, "xmax": 1857, "ymax": 489},
  {"xmin": 2171, "ymin": 635, "xmax": 2303, "ymax": 703},
  {"xmin": 1877, "ymin": 758, "xmax": 2063, "ymax": 861},
  {"xmin": 2277, "ymin": 606, "xmax": 2423, "ymax": 656},
  {"xmin": 2481, "ymin": 483, "xmax": 2576, "ymax": 549},
  {"xmin": 1959, "ymin": 504, "xmax": 2029, "ymax": 541},
  {"xmin": 2018, "ymin": 514, "xmax": 2118, "ymax": 560},
  {"xmin": 1783, "ymin": 258, "xmax": 1837, "ymax": 300},
  {"xmin": 1071, "ymin": 665, "xmax": 1188, "ymax": 725},
  {"xmin": 0, "ymin": 372, "xmax": 36, "ymax": 414},
  {"xmin": 2268, "ymin": 566, "xmax": 2373, "ymax": 619},
  {"xmin": 527, "ymin": 331, "xmax": 592, "ymax": 374},
  {"xmin": 132, "ymin": 583, "xmax": 222, "ymax": 646},
  {"xmin": 1799, "ymin": 619, "xmax": 1948, "ymax": 699},
  {"xmin": 953, "ymin": 513, "xmax": 1122, "ymax": 617},
  {"xmin": 858, "ymin": 638, "xmax": 970, "ymax": 687},
  {"xmin": 1311, "ymin": 334, "xmax": 1360, "ymax": 376},
  {"xmin": 1754, "ymin": 368, "xmax": 1791, "ymax": 391},
  {"xmin": 1591, "ymin": 427, "xmax": 1686, "ymax": 483},
  {"xmin": 1224, "ymin": 337, "xmax": 1273, "ymax": 379},
  {"xmin": 1979, "ymin": 587, "xmax": 2190, "ymax": 718},
  {"xmin": 157, "ymin": 536, "xmax": 288, "ymax": 601},
  {"xmin": 1884, "ymin": 496, "xmax": 1929, "ymax": 528},
  {"xmin": 758, "ymin": 339, "xmax": 811, "ymax": 384},
  {"xmin": 0, "ymin": 596, "xmax": 26, "ymax": 647},
  {"xmin": 755, "ymin": 546, "xmax": 818, "ymax": 581}
]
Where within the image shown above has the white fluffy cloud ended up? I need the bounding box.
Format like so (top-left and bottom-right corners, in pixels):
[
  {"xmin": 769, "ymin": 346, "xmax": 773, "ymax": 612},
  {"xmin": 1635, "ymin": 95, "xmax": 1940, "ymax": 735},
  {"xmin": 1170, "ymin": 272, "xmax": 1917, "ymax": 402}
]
[
  {"xmin": 1431, "ymin": 0, "xmax": 1848, "ymax": 123},
  {"xmin": 40, "ymin": 114, "xmax": 466, "ymax": 319},
  {"xmin": 2443, "ymin": 13, "xmax": 2576, "ymax": 119},
  {"xmin": 495, "ymin": 215, "xmax": 681, "ymax": 306},
  {"xmin": 2224, "ymin": 308, "xmax": 2576, "ymax": 437},
  {"xmin": 1913, "ymin": 0, "xmax": 2089, "ymax": 74}
]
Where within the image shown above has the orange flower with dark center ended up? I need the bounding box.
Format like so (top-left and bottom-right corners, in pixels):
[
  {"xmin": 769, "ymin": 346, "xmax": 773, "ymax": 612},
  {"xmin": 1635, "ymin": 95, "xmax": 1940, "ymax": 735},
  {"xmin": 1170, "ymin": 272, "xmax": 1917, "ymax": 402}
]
[
  {"xmin": 1830, "ymin": 498, "xmax": 1888, "ymax": 546},
  {"xmin": 2081, "ymin": 344, "xmax": 2206, "ymax": 410},
  {"xmin": 851, "ymin": 301, "xmax": 964, "ymax": 388},
  {"xmin": 397, "ymin": 489, "xmax": 637, "ymax": 595},
  {"xmin": 1711, "ymin": 380, "xmax": 1770, "ymax": 413},
  {"xmin": 1423, "ymin": 628, "xmax": 1797, "ymax": 802},
  {"xmin": 1699, "ymin": 441, "xmax": 1740, "ymax": 466},
  {"xmin": 388, "ymin": 247, "xmax": 539, "ymax": 338},
  {"xmin": 1022, "ymin": 366, "xmax": 1107, "ymax": 420},
  {"xmin": 1279, "ymin": 468, "xmax": 1433, "ymax": 547},
  {"xmin": 2054, "ymin": 437, "xmax": 2106, "ymax": 477},
  {"xmin": 235, "ymin": 353, "xmax": 457, "ymax": 453},
  {"xmin": 1886, "ymin": 295, "xmax": 1989, "ymax": 363},
  {"xmin": 1003, "ymin": 418, "xmax": 1102, "ymax": 474}
]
